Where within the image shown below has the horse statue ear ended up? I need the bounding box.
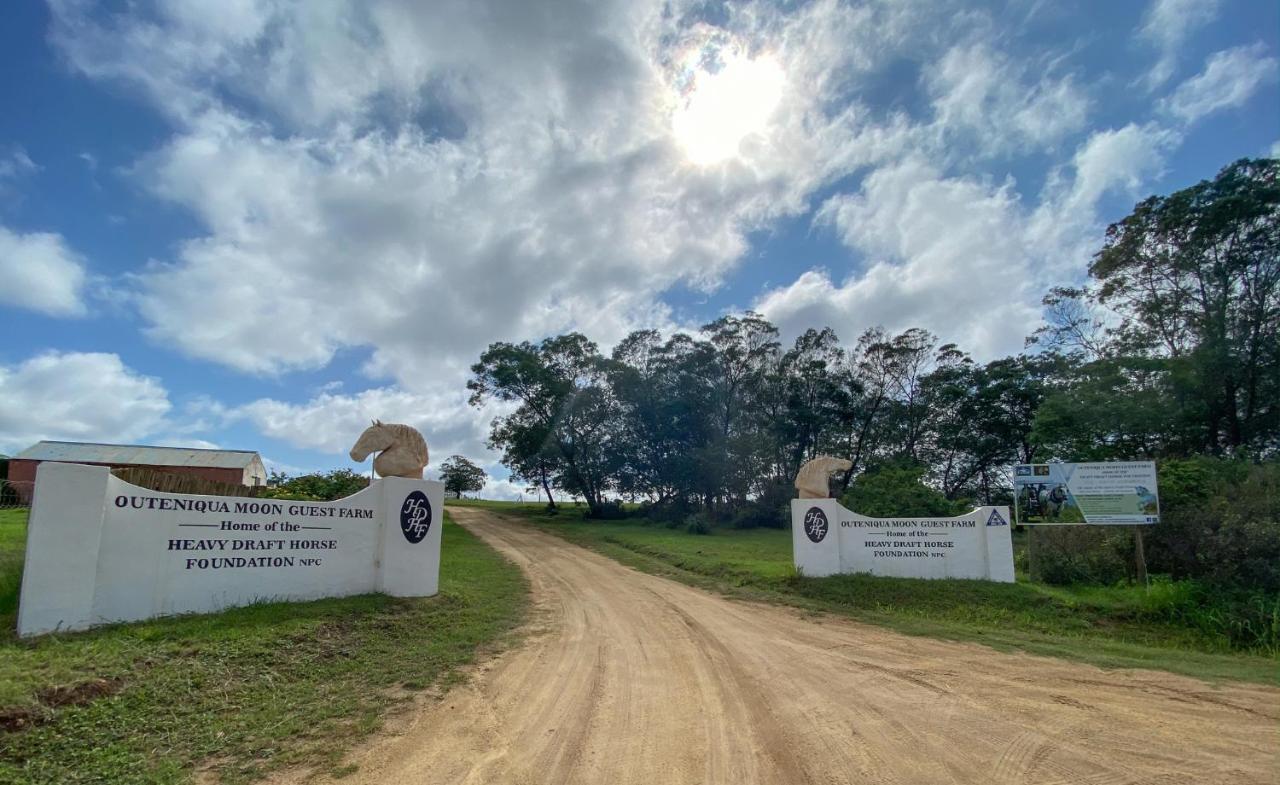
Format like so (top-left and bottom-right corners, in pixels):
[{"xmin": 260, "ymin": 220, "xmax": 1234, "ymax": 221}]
[{"xmin": 375, "ymin": 419, "xmax": 383, "ymax": 426}]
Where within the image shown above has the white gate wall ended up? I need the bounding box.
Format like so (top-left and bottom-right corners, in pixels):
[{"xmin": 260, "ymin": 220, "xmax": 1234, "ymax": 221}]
[
  {"xmin": 18, "ymin": 462, "xmax": 443, "ymax": 637},
  {"xmin": 792, "ymin": 498, "xmax": 1014, "ymax": 582}
]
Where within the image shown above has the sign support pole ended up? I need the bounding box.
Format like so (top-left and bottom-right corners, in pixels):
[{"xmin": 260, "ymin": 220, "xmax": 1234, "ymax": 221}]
[
  {"xmin": 1028, "ymin": 524, "xmax": 1035, "ymax": 582},
  {"xmin": 1134, "ymin": 527, "xmax": 1149, "ymax": 587}
]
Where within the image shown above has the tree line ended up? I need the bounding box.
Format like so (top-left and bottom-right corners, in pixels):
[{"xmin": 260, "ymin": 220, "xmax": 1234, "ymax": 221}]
[{"xmin": 468, "ymin": 159, "xmax": 1278, "ymax": 524}]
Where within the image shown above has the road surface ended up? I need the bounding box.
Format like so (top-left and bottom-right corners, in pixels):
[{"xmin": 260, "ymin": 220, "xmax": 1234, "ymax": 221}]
[{"xmin": 283, "ymin": 507, "xmax": 1279, "ymax": 784}]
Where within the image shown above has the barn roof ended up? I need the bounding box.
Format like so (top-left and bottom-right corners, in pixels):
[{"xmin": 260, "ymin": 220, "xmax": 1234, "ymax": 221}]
[{"xmin": 13, "ymin": 441, "xmax": 262, "ymax": 469}]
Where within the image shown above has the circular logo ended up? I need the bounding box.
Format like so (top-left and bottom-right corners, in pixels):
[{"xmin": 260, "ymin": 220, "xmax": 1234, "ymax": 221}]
[
  {"xmin": 400, "ymin": 491, "xmax": 433, "ymax": 544},
  {"xmin": 803, "ymin": 507, "xmax": 828, "ymax": 543}
]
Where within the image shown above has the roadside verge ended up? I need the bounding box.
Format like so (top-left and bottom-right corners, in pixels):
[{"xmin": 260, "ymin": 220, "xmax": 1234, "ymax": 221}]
[{"xmin": 0, "ymin": 509, "xmax": 528, "ymax": 785}]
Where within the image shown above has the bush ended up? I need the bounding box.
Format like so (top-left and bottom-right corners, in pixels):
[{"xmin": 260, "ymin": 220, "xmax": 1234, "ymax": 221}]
[
  {"xmin": 259, "ymin": 469, "xmax": 370, "ymax": 501},
  {"xmin": 743, "ymin": 479, "xmax": 795, "ymax": 529},
  {"xmin": 729, "ymin": 499, "xmax": 788, "ymax": 529},
  {"xmin": 728, "ymin": 505, "xmax": 773, "ymax": 529},
  {"xmin": 840, "ymin": 461, "xmax": 967, "ymax": 517},
  {"xmin": 586, "ymin": 501, "xmax": 628, "ymax": 520},
  {"xmin": 1028, "ymin": 525, "xmax": 1132, "ymax": 585},
  {"xmin": 684, "ymin": 514, "xmax": 712, "ymax": 535},
  {"xmin": 1136, "ymin": 578, "xmax": 1279, "ymax": 653},
  {"xmin": 1146, "ymin": 458, "xmax": 1280, "ymax": 592}
]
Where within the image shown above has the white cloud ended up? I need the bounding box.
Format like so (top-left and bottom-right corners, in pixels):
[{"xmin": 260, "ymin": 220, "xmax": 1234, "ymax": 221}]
[
  {"xmin": 229, "ymin": 385, "xmax": 501, "ymax": 464},
  {"xmin": 926, "ymin": 43, "xmax": 1090, "ymax": 156},
  {"xmin": 1164, "ymin": 43, "xmax": 1278, "ymax": 123},
  {"xmin": 0, "ymin": 226, "xmax": 89, "ymax": 317},
  {"xmin": 1137, "ymin": 0, "xmax": 1223, "ymax": 89},
  {"xmin": 46, "ymin": 0, "xmax": 927, "ymax": 389},
  {"xmin": 1048, "ymin": 123, "xmax": 1177, "ymax": 218},
  {"xmin": 33, "ymin": 0, "xmax": 1227, "ymax": 474},
  {"xmin": 0, "ymin": 352, "xmax": 172, "ymax": 454},
  {"xmin": 0, "ymin": 146, "xmax": 38, "ymax": 179},
  {"xmin": 758, "ymin": 159, "xmax": 1043, "ymax": 359},
  {"xmin": 480, "ymin": 475, "xmax": 536, "ymax": 502},
  {"xmin": 757, "ymin": 122, "xmax": 1178, "ymax": 360},
  {"xmin": 225, "ymin": 383, "xmax": 517, "ymax": 488}
]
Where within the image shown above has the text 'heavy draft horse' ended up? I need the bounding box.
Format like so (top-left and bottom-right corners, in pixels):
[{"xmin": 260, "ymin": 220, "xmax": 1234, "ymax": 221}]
[{"xmin": 350, "ymin": 421, "xmax": 430, "ymax": 479}]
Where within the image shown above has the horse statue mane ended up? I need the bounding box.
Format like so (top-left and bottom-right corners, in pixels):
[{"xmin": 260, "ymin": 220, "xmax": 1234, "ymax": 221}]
[
  {"xmin": 349, "ymin": 420, "xmax": 429, "ymax": 479},
  {"xmin": 795, "ymin": 456, "xmax": 853, "ymax": 499}
]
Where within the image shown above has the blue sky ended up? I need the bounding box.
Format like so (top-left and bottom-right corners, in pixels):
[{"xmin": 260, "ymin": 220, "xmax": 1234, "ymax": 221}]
[{"xmin": 1, "ymin": 0, "xmax": 1277, "ymax": 495}]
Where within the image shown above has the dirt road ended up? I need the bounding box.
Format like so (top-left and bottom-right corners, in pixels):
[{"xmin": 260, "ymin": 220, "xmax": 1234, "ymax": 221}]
[{"xmin": 290, "ymin": 508, "xmax": 1279, "ymax": 784}]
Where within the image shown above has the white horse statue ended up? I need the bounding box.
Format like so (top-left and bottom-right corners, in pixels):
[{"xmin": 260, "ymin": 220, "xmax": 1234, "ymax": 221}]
[
  {"xmin": 349, "ymin": 420, "xmax": 429, "ymax": 479},
  {"xmin": 795, "ymin": 456, "xmax": 853, "ymax": 499}
]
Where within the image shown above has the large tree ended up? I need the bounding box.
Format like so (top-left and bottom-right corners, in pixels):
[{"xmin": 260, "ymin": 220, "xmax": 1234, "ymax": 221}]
[
  {"xmin": 439, "ymin": 455, "xmax": 487, "ymax": 498},
  {"xmin": 1046, "ymin": 158, "xmax": 1280, "ymax": 456},
  {"xmin": 468, "ymin": 333, "xmax": 620, "ymax": 512}
]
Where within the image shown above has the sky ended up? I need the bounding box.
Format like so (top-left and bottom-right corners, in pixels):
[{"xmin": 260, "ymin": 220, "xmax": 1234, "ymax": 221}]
[{"xmin": 0, "ymin": 0, "xmax": 1277, "ymax": 497}]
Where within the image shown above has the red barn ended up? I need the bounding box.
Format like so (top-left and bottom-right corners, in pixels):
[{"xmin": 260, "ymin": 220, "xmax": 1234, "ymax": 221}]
[{"xmin": 8, "ymin": 441, "xmax": 268, "ymax": 502}]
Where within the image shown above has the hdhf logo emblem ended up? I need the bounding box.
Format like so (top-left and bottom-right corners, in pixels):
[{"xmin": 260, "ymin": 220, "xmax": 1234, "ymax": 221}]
[
  {"xmin": 986, "ymin": 509, "xmax": 1008, "ymax": 527},
  {"xmin": 400, "ymin": 491, "xmax": 433, "ymax": 544},
  {"xmin": 803, "ymin": 506, "xmax": 829, "ymax": 543}
]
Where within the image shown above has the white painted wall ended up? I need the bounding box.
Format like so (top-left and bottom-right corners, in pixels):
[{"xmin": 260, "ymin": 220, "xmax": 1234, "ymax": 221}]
[
  {"xmin": 17, "ymin": 462, "xmax": 444, "ymax": 637},
  {"xmin": 792, "ymin": 498, "xmax": 1014, "ymax": 582}
]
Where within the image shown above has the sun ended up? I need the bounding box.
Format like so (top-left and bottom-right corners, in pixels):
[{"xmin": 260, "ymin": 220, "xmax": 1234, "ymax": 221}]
[{"xmin": 672, "ymin": 50, "xmax": 786, "ymax": 165}]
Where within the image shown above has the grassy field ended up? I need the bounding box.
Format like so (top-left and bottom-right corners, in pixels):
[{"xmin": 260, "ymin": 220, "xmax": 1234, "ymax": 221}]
[
  {"xmin": 0, "ymin": 508, "xmax": 527, "ymax": 785},
  {"xmin": 450, "ymin": 499, "xmax": 1279, "ymax": 685}
]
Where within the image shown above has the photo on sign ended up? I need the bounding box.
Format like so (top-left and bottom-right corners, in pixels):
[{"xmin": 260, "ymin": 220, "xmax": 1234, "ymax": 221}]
[
  {"xmin": 1015, "ymin": 480, "xmax": 1083, "ymax": 524},
  {"xmin": 1012, "ymin": 462, "xmax": 1160, "ymax": 526}
]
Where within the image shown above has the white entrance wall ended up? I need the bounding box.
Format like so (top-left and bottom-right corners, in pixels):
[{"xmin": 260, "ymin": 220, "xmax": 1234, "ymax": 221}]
[
  {"xmin": 792, "ymin": 498, "xmax": 1014, "ymax": 582},
  {"xmin": 17, "ymin": 462, "xmax": 444, "ymax": 637}
]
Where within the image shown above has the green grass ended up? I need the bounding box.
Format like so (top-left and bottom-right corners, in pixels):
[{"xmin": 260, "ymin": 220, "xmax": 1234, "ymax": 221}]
[
  {"xmin": 451, "ymin": 499, "xmax": 1279, "ymax": 685},
  {"xmin": 0, "ymin": 509, "xmax": 528, "ymax": 785}
]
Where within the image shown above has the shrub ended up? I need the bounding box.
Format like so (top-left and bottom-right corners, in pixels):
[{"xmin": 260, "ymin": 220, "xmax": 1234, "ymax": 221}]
[
  {"xmin": 1136, "ymin": 578, "xmax": 1279, "ymax": 653},
  {"xmin": 259, "ymin": 469, "xmax": 370, "ymax": 501},
  {"xmin": 644, "ymin": 498, "xmax": 695, "ymax": 524},
  {"xmin": 840, "ymin": 461, "xmax": 966, "ymax": 517},
  {"xmin": 1146, "ymin": 458, "xmax": 1280, "ymax": 592},
  {"xmin": 684, "ymin": 514, "xmax": 712, "ymax": 535},
  {"xmin": 1028, "ymin": 525, "xmax": 1132, "ymax": 585},
  {"xmin": 586, "ymin": 501, "xmax": 628, "ymax": 520},
  {"xmin": 728, "ymin": 505, "xmax": 772, "ymax": 529}
]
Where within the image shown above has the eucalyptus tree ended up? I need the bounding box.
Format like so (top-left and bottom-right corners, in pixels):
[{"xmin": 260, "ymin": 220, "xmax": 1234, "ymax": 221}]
[
  {"xmin": 1032, "ymin": 158, "xmax": 1279, "ymax": 457},
  {"xmin": 468, "ymin": 333, "xmax": 621, "ymax": 512}
]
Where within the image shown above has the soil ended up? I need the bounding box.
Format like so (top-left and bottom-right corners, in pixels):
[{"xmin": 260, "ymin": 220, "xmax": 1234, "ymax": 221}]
[{"xmin": 275, "ymin": 507, "xmax": 1280, "ymax": 785}]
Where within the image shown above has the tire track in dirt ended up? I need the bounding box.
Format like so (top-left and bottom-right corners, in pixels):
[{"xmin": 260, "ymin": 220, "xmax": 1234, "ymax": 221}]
[{"xmin": 273, "ymin": 509, "xmax": 1280, "ymax": 785}]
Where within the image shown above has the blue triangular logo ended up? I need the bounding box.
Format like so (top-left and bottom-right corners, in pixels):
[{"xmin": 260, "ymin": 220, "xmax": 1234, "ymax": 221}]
[{"xmin": 986, "ymin": 509, "xmax": 1008, "ymax": 527}]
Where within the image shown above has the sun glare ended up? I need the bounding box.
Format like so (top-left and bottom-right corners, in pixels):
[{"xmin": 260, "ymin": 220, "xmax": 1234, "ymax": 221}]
[{"xmin": 673, "ymin": 52, "xmax": 785, "ymax": 166}]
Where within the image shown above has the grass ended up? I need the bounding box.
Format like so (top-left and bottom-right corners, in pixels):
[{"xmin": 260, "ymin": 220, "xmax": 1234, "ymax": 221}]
[
  {"xmin": 450, "ymin": 499, "xmax": 1279, "ymax": 686},
  {"xmin": 0, "ymin": 508, "xmax": 528, "ymax": 785}
]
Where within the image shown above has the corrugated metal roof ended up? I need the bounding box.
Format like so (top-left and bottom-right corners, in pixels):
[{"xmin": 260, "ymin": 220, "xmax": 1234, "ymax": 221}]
[{"xmin": 13, "ymin": 441, "xmax": 261, "ymax": 469}]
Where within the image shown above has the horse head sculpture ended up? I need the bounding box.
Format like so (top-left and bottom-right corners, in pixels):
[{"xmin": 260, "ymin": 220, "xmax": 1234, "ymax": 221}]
[
  {"xmin": 349, "ymin": 420, "xmax": 429, "ymax": 479},
  {"xmin": 795, "ymin": 456, "xmax": 854, "ymax": 499}
]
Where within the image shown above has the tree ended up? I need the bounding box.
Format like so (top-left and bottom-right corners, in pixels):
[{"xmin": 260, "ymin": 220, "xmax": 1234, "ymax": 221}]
[
  {"xmin": 1082, "ymin": 158, "xmax": 1279, "ymax": 455},
  {"xmin": 439, "ymin": 455, "xmax": 487, "ymax": 498},
  {"xmin": 469, "ymin": 333, "xmax": 621, "ymax": 513}
]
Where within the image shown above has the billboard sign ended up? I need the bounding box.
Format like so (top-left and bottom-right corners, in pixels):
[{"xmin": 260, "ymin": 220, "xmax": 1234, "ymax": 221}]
[{"xmin": 1013, "ymin": 461, "xmax": 1159, "ymax": 525}]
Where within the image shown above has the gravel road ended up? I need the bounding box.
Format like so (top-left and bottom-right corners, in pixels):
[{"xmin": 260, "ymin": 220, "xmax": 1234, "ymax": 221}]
[{"xmin": 281, "ymin": 507, "xmax": 1279, "ymax": 785}]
